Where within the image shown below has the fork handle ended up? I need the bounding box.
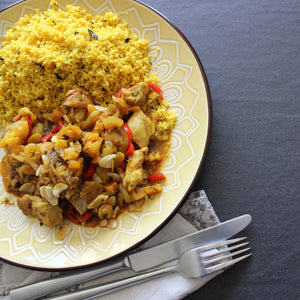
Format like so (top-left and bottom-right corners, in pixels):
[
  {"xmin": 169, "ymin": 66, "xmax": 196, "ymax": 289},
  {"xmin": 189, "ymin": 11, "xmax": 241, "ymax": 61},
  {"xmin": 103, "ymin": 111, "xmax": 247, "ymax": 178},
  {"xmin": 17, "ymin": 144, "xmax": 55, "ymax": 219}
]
[
  {"xmin": 9, "ymin": 259, "xmax": 126, "ymax": 300},
  {"xmin": 48, "ymin": 266, "xmax": 176, "ymax": 300}
]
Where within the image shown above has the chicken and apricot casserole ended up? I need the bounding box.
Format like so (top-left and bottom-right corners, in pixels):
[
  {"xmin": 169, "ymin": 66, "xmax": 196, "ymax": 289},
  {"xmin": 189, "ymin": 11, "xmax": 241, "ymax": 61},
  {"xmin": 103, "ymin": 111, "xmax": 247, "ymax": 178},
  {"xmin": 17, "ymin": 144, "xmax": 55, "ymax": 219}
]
[{"xmin": 0, "ymin": 83, "xmax": 176, "ymax": 228}]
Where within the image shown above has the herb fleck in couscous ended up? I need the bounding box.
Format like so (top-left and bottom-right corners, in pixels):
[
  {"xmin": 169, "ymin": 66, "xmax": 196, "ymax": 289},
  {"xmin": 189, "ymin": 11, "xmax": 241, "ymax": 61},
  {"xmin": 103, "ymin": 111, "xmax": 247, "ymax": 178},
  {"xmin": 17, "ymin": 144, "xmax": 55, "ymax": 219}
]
[{"xmin": 0, "ymin": 2, "xmax": 158, "ymax": 125}]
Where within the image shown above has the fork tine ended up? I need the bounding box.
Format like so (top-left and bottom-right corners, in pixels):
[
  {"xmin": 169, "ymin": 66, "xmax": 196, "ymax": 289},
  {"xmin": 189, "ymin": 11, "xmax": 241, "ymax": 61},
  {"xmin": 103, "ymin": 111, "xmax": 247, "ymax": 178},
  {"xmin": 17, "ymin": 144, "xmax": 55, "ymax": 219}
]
[
  {"xmin": 205, "ymin": 253, "xmax": 252, "ymax": 275},
  {"xmin": 203, "ymin": 247, "xmax": 251, "ymax": 267},
  {"xmin": 199, "ymin": 237, "xmax": 247, "ymax": 253},
  {"xmin": 201, "ymin": 241, "xmax": 250, "ymax": 259}
]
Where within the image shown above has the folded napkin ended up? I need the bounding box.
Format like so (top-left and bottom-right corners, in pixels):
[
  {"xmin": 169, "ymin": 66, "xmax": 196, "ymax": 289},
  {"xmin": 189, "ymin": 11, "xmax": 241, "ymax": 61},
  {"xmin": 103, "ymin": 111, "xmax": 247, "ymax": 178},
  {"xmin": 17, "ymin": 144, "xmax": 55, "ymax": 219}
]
[{"xmin": 0, "ymin": 190, "xmax": 220, "ymax": 300}]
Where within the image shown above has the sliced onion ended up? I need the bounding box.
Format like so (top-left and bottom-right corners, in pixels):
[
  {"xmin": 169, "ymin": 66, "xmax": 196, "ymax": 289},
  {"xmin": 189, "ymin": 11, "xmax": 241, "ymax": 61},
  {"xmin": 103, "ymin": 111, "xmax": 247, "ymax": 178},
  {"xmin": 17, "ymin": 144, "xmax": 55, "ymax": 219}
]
[
  {"xmin": 106, "ymin": 172, "xmax": 121, "ymax": 182},
  {"xmin": 92, "ymin": 173, "xmax": 102, "ymax": 184},
  {"xmin": 99, "ymin": 154, "xmax": 116, "ymax": 168},
  {"xmin": 9, "ymin": 153, "xmax": 26, "ymax": 163},
  {"xmin": 36, "ymin": 164, "xmax": 42, "ymax": 176},
  {"xmin": 119, "ymin": 183, "xmax": 131, "ymax": 203},
  {"xmin": 53, "ymin": 183, "xmax": 68, "ymax": 197},
  {"xmin": 94, "ymin": 105, "xmax": 107, "ymax": 112}
]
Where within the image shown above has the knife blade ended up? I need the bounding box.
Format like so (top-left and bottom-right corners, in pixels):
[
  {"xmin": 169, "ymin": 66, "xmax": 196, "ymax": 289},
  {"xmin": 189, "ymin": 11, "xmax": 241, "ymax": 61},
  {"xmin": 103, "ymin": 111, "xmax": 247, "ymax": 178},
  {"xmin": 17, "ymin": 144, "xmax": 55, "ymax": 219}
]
[
  {"xmin": 9, "ymin": 214, "xmax": 251, "ymax": 300},
  {"xmin": 126, "ymin": 214, "xmax": 251, "ymax": 271}
]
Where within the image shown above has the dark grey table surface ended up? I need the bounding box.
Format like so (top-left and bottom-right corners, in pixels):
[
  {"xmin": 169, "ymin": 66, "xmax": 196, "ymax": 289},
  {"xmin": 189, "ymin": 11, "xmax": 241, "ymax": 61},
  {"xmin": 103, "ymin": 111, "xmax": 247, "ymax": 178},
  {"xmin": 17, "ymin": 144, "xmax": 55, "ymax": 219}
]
[{"xmin": 0, "ymin": 0, "xmax": 299, "ymax": 299}]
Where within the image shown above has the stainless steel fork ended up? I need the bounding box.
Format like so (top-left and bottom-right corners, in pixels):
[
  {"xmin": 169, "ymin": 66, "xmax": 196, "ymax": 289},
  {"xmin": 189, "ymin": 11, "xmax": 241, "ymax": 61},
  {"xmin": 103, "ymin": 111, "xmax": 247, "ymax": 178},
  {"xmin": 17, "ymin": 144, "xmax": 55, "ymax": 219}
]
[{"xmin": 49, "ymin": 237, "xmax": 251, "ymax": 300}]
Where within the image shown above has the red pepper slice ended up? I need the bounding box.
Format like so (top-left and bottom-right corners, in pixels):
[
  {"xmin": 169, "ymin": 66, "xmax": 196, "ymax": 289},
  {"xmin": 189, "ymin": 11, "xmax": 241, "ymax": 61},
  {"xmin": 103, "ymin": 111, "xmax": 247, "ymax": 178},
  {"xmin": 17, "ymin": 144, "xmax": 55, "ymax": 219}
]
[
  {"xmin": 116, "ymin": 89, "xmax": 122, "ymax": 98},
  {"xmin": 41, "ymin": 120, "xmax": 64, "ymax": 143},
  {"xmin": 66, "ymin": 203, "xmax": 80, "ymax": 224},
  {"xmin": 58, "ymin": 120, "xmax": 64, "ymax": 130},
  {"xmin": 122, "ymin": 123, "xmax": 134, "ymax": 156},
  {"xmin": 148, "ymin": 173, "xmax": 166, "ymax": 183},
  {"xmin": 26, "ymin": 115, "xmax": 32, "ymax": 133},
  {"xmin": 146, "ymin": 82, "xmax": 163, "ymax": 100},
  {"xmin": 66, "ymin": 203, "xmax": 93, "ymax": 224},
  {"xmin": 80, "ymin": 212, "xmax": 93, "ymax": 222},
  {"xmin": 125, "ymin": 142, "xmax": 134, "ymax": 157},
  {"xmin": 82, "ymin": 163, "xmax": 97, "ymax": 179},
  {"xmin": 122, "ymin": 123, "xmax": 133, "ymax": 143},
  {"xmin": 41, "ymin": 126, "xmax": 59, "ymax": 143},
  {"xmin": 120, "ymin": 160, "xmax": 127, "ymax": 172}
]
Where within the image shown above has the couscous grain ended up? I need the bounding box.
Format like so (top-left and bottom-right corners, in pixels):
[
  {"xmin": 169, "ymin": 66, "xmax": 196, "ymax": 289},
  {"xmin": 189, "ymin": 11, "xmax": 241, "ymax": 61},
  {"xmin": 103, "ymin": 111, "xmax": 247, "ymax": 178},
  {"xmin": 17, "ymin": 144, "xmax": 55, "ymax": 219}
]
[{"xmin": 0, "ymin": 2, "xmax": 158, "ymax": 125}]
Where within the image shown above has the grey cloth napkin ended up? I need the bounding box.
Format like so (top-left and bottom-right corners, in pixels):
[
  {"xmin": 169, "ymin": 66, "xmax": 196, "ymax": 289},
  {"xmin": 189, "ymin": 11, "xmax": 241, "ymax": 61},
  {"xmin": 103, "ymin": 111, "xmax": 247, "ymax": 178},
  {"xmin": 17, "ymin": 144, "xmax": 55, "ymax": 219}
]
[{"xmin": 0, "ymin": 190, "xmax": 220, "ymax": 299}]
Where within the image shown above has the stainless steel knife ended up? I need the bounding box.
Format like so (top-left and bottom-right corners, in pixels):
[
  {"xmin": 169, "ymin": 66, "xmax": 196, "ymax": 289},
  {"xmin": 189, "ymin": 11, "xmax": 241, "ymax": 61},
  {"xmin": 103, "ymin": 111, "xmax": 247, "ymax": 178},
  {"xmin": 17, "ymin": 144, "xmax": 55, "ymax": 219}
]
[{"xmin": 9, "ymin": 214, "xmax": 251, "ymax": 300}]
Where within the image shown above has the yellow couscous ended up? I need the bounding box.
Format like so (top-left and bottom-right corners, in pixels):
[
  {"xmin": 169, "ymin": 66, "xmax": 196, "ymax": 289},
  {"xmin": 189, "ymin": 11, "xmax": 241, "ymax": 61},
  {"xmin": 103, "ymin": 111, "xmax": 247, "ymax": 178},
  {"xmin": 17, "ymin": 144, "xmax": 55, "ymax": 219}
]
[{"xmin": 0, "ymin": 1, "xmax": 158, "ymax": 125}]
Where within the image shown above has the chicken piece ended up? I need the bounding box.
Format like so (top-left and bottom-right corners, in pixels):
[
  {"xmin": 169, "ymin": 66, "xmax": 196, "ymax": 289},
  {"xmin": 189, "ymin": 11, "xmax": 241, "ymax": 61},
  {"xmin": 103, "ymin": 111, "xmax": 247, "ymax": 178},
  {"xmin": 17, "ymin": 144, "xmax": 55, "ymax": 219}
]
[
  {"xmin": 62, "ymin": 87, "xmax": 94, "ymax": 124},
  {"xmin": 123, "ymin": 147, "xmax": 148, "ymax": 191},
  {"xmin": 63, "ymin": 87, "xmax": 94, "ymax": 108},
  {"xmin": 128, "ymin": 108, "xmax": 153, "ymax": 148},
  {"xmin": 121, "ymin": 82, "xmax": 148, "ymax": 107},
  {"xmin": 17, "ymin": 194, "xmax": 63, "ymax": 226},
  {"xmin": 112, "ymin": 96, "xmax": 130, "ymax": 117}
]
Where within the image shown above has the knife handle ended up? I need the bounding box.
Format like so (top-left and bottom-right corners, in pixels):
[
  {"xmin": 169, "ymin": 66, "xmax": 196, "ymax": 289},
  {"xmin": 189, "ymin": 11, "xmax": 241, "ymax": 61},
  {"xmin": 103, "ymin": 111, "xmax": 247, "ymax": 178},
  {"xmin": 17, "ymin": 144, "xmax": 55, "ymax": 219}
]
[
  {"xmin": 9, "ymin": 259, "xmax": 126, "ymax": 300},
  {"xmin": 48, "ymin": 266, "xmax": 176, "ymax": 300}
]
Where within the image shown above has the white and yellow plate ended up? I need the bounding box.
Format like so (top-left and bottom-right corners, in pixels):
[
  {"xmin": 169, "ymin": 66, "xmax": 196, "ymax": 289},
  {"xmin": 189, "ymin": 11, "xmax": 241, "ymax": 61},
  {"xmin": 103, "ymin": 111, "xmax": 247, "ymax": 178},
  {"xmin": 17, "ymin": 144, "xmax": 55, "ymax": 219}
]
[{"xmin": 0, "ymin": 0, "xmax": 212, "ymax": 270}]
